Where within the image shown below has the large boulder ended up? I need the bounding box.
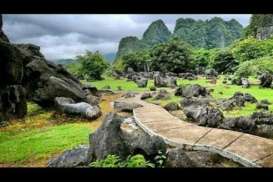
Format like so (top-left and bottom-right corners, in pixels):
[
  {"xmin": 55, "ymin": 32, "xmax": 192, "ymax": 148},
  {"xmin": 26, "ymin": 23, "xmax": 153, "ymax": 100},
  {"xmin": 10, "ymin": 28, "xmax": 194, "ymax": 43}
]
[
  {"xmin": 205, "ymin": 68, "xmax": 218, "ymax": 78},
  {"xmin": 259, "ymin": 72, "xmax": 273, "ymax": 88},
  {"xmin": 0, "ymin": 85, "xmax": 27, "ymax": 121},
  {"xmin": 178, "ymin": 73, "xmax": 197, "ymax": 80},
  {"xmin": 154, "ymin": 73, "xmax": 177, "ymax": 88},
  {"xmin": 0, "ymin": 23, "xmax": 27, "ymax": 121},
  {"xmin": 0, "ymin": 15, "xmax": 9, "ymax": 42},
  {"xmin": 218, "ymin": 92, "xmax": 257, "ymax": 111},
  {"xmin": 181, "ymin": 98, "xmax": 224, "ymax": 127},
  {"xmin": 163, "ymin": 102, "xmax": 180, "ymax": 111},
  {"xmin": 165, "ymin": 148, "xmax": 196, "ymax": 167},
  {"xmin": 87, "ymin": 113, "xmax": 167, "ymax": 162},
  {"xmin": 175, "ymin": 84, "xmax": 210, "ymax": 98},
  {"xmin": 87, "ymin": 113, "xmax": 130, "ymax": 161},
  {"xmin": 113, "ymin": 101, "xmax": 143, "ymax": 112},
  {"xmin": 54, "ymin": 97, "xmax": 101, "ymax": 119},
  {"xmin": 154, "ymin": 89, "xmax": 170, "ymax": 100},
  {"xmin": 48, "ymin": 145, "xmax": 89, "ymax": 168},
  {"xmin": 134, "ymin": 77, "xmax": 148, "ymax": 88}
]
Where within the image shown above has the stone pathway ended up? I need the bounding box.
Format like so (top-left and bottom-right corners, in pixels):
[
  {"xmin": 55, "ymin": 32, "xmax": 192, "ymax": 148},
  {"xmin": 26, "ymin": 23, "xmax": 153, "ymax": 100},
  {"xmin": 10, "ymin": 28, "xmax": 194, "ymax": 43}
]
[{"xmin": 116, "ymin": 95, "xmax": 273, "ymax": 167}]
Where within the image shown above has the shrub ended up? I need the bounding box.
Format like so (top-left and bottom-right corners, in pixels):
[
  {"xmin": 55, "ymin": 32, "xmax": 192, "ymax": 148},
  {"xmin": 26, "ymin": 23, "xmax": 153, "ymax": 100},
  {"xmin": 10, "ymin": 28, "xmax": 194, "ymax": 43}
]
[
  {"xmin": 234, "ymin": 56, "xmax": 273, "ymax": 77},
  {"xmin": 210, "ymin": 50, "xmax": 239, "ymax": 74},
  {"xmin": 230, "ymin": 37, "xmax": 273, "ymax": 62},
  {"xmin": 90, "ymin": 154, "xmax": 155, "ymax": 168},
  {"xmin": 150, "ymin": 37, "xmax": 193, "ymax": 73}
]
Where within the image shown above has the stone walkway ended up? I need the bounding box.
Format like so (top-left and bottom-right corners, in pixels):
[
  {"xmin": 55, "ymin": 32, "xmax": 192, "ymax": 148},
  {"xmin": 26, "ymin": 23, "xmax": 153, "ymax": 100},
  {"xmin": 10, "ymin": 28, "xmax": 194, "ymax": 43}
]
[{"xmin": 116, "ymin": 95, "xmax": 273, "ymax": 167}]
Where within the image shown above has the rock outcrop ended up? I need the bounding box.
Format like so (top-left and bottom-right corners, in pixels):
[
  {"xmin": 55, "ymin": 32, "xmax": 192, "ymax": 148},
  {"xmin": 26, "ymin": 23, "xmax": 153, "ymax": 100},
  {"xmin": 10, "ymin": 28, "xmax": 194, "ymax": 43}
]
[
  {"xmin": 54, "ymin": 97, "xmax": 101, "ymax": 119},
  {"xmin": 0, "ymin": 15, "xmax": 100, "ymax": 122}
]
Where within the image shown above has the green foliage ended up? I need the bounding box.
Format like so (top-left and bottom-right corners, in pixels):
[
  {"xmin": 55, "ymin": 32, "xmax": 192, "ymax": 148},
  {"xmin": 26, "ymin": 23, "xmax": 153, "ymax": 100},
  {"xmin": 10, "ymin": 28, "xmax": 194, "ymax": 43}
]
[
  {"xmin": 210, "ymin": 50, "xmax": 239, "ymax": 73},
  {"xmin": 235, "ymin": 56, "xmax": 273, "ymax": 77},
  {"xmin": 77, "ymin": 51, "xmax": 109, "ymax": 80},
  {"xmin": 174, "ymin": 17, "xmax": 243, "ymax": 48},
  {"xmin": 245, "ymin": 14, "xmax": 273, "ymax": 37},
  {"xmin": 153, "ymin": 150, "xmax": 167, "ymax": 168},
  {"xmin": 90, "ymin": 154, "xmax": 155, "ymax": 168},
  {"xmin": 66, "ymin": 61, "xmax": 83, "ymax": 79},
  {"xmin": 122, "ymin": 49, "xmax": 151, "ymax": 72},
  {"xmin": 192, "ymin": 48, "xmax": 212, "ymax": 67},
  {"xmin": 230, "ymin": 37, "xmax": 273, "ymax": 62},
  {"xmin": 150, "ymin": 37, "xmax": 193, "ymax": 73}
]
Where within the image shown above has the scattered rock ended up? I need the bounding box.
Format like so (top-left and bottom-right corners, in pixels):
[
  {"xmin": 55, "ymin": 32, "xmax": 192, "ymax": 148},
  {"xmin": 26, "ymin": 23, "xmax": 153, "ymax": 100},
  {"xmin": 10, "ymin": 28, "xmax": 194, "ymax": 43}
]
[
  {"xmin": 163, "ymin": 102, "xmax": 180, "ymax": 111},
  {"xmin": 165, "ymin": 148, "xmax": 196, "ymax": 167},
  {"xmin": 176, "ymin": 84, "xmax": 210, "ymax": 98},
  {"xmin": 241, "ymin": 78, "xmax": 250, "ymax": 88},
  {"xmin": 48, "ymin": 145, "xmax": 89, "ymax": 167},
  {"xmin": 178, "ymin": 73, "xmax": 197, "ymax": 80},
  {"xmin": 256, "ymin": 103, "xmax": 269, "ymax": 110},
  {"xmin": 140, "ymin": 92, "xmax": 152, "ymax": 100},
  {"xmin": 259, "ymin": 72, "xmax": 273, "ymax": 88},
  {"xmin": 113, "ymin": 101, "xmax": 143, "ymax": 112},
  {"xmin": 87, "ymin": 113, "xmax": 130, "ymax": 161},
  {"xmin": 261, "ymin": 99, "xmax": 271, "ymax": 105},
  {"xmin": 135, "ymin": 77, "xmax": 148, "ymax": 88},
  {"xmin": 221, "ymin": 117, "xmax": 257, "ymax": 134},
  {"xmin": 154, "ymin": 89, "xmax": 170, "ymax": 100},
  {"xmin": 122, "ymin": 92, "xmax": 136, "ymax": 98},
  {"xmin": 205, "ymin": 68, "xmax": 218, "ymax": 78},
  {"xmin": 154, "ymin": 73, "xmax": 177, "ymax": 88},
  {"xmin": 182, "ymin": 98, "xmax": 224, "ymax": 127},
  {"xmin": 87, "ymin": 113, "xmax": 167, "ymax": 162},
  {"xmin": 54, "ymin": 97, "xmax": 101, "ymax": 119},
  {"xmin": 218, "ymin": 92, "xmax": 257, "ymax": 110}
]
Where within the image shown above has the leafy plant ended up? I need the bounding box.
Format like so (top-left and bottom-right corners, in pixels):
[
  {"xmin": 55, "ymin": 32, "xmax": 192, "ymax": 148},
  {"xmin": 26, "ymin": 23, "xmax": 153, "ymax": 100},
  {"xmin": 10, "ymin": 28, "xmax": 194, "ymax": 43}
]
[
  {"xmin": 153, "ymin": 150, "xmax": 167, "ymax": 168},
  {"xmin": 90, "ymin": 154, "xmax": 155, "ymax": 168}
]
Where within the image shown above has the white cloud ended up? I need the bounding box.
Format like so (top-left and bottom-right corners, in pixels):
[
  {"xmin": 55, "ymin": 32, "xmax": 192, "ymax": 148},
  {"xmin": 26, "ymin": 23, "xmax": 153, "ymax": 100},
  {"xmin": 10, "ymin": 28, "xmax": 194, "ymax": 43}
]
[{"xmin": 2, "ymin": 14, "xmax": 251, "ymax": 60}]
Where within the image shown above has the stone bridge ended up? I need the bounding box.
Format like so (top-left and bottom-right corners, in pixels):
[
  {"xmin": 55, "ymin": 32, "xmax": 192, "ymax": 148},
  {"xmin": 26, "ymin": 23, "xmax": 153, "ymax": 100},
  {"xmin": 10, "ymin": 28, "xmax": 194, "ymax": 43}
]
[{"xmin": 116, "ymin": 95, "xmax": 273, "ymax": 167}]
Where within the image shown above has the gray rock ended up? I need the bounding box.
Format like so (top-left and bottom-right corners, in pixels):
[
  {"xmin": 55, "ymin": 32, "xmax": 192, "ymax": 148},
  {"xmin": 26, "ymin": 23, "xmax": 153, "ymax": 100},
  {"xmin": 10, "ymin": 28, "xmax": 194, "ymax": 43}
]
[
  {"xmin": 135, "ymin": 77, "xmax": 148, "ymax": 88},
  {"xmin": 122, "ymin": 92, "xmax": 136, "ymax": 98},
  {"xmin": 178, "ymin": 73, "xmax": 197, "ymax": 80},
  {"xmin": 54, "ymin": 97, "xmax": 101, "ymax": 119},
  {"xmin": 154, "ymin": 73, "xmax": 177, "ymax": 88},
  {"xmin": 259, "ymin": 72, "xmax": 273, "ymax": 88},
  {"xmin": 164, "ymin": 102, "xmax": 180, "ymax": 111},
  {"xmin": 177, "ymin": 84, "xmax": 210, "ymax": 98},
  {"xmin": 205, "ymin": 68, "xmax": 218, "ymax": 78},
  {"xmin": 140, "ymin": 92, "xmax": 152, "ymax": 100},
  {"xmin": 154, "ymin": 89, "xmax": 170, "ymax": 100},
  {"xmin": 87, "ymin": 113, "xmax": 167, "ymax": 162},
  {"xmin": 165, "ymin": 148, "xmax": 196, "ymax": 167},
  {"xmin": 256, "ymin": 103, "xmax": 269, "ymax": 110},
  {"xmin": 241, "ymin": 78, "xmax": 250, "ymax": 88},
  {"xmin": 182, "ymin": 100, "xmax": 224, "ymax": 127},
  {"xmin": 87, "ymin": 113, "xmax": 130, "ymax": 161},
  {"xmin": 120, "ymin": 117, "xmax": 167, "ymax": 158},
  {"xmin": 48, "ymin": 145, "xmax": 89, "ymax": 167},
  {"xmin": 113, "ymin": 101, "xmax": 143, "ymax": 112}
]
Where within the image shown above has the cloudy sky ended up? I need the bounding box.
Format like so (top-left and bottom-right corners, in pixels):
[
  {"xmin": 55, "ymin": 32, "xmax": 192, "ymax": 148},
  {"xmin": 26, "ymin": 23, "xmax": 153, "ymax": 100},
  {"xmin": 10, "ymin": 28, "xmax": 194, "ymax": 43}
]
[{"xmin": 2, "ymin": 14, "xmax": 251, "ymax": 61}]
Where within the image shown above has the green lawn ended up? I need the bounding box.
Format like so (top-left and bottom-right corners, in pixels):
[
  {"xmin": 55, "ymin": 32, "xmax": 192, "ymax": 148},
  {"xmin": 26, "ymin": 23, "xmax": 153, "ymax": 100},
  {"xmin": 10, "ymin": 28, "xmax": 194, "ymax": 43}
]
[
  {"xmin": 88, "ymin": 76, "xmax": 273, "ymax": 117},
  {"xmin": 84, "ymin": 77, "xmax": 154, "ymax": 92},
  {"xmin": 0, "ymin": 123, "xmax": 92, "ymax": 165}
]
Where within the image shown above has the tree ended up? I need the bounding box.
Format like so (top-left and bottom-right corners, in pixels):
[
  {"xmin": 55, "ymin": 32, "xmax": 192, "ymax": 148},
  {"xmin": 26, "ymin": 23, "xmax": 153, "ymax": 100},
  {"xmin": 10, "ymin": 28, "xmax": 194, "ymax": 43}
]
[
  {"xmin": 210, "ymin": 50, "xmax": 239, "ymax": 74},
  {"xmin": 230, "ymin": 37, "xmax": 273, "ymax": 62},
  {"xmin": 122, "ymin": 50, "xmax": 151, "ymax": 72},
  {"xmin": 75, "ymin": 51, "xmax": 109, "ymax": 80},
  {"xmin": 192, "ymin": 48, "xmax": 211, "ymax": 67},
  {"xmin": 150, "ymin": 37, "xmax": 193, "ymax": 73}
]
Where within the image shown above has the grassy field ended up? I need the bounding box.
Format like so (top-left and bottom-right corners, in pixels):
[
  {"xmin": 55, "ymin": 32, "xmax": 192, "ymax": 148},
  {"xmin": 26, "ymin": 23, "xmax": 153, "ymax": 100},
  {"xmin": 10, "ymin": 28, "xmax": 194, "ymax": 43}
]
[
  {"xmin": 0, "ymin": 94, "xmax": 120, "ymax": 167},
  {"xmin": 89, "ymin": 75, "xmax": 273, "ymax": 117},
  {"xmin": 1, "ymin": 75, "xmax": 273, "ymax": 167}
]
